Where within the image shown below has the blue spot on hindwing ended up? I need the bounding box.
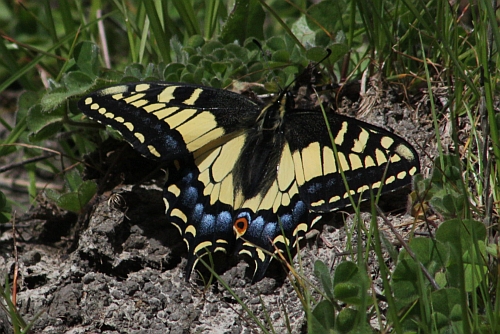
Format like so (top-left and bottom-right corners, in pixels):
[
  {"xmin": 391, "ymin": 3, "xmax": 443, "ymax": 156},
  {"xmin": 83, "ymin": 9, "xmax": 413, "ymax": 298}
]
[
  {"xmin": 307, "ymin": 182, "xmax": 323, "ymax": 194},
  {"xmin": 163, "ymin": 135, "xmax": 179, "ymax": 151},
  {"xmin": 279, "ymin": 213, "xmax": 293, "ymax": 228},
  {"xmin": 181, "ymin": 186, "xmax": 198, "ymax": 207},
  {"xmin": 263, "ymin": 221, "xmax": 278, "ymax": 240},
  {"xmin": 199, "ymin": 214, "xmax": 216, "ymax": 234},
  {"xmin": 244, "ymin": 214, "xmax": 264, "ymax": 238},
  {"xmin": 216, "ymin": 211, "xmax": 232, "ymax": 232},
  {"xmin": 192, "ymin": 203, "xmax": 204, "ymax": 222},
  {"xmin": 182, "ymin": 171, "xmax": 194, "ymax": 184},
  {"xmin": 293, "ymin": 200, "xmax": 307, "ymax": 219}
]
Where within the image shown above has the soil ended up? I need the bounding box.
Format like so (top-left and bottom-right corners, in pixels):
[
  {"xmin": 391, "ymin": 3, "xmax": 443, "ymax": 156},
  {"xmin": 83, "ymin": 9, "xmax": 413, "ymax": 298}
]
[{"xmin": 0, "ymin": 81, "xmax": 441, "ymax": 333}]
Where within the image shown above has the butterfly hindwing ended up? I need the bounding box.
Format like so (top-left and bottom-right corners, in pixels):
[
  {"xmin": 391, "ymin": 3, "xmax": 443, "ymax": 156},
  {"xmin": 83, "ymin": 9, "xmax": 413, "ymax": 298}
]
[{"xmin": 163, "ymin": 159, "xmax": 236, "ymax": 278}]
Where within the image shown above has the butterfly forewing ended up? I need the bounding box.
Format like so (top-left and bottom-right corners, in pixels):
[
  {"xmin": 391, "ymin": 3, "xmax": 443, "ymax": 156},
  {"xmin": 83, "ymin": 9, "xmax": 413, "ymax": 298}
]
[
  {"xmin": 284, "ymin": 111, "xmax": 419, "ymax": 212},
  {"xmin": 78, "ymin": 82, "xmax": 260, "ymax": 162}
]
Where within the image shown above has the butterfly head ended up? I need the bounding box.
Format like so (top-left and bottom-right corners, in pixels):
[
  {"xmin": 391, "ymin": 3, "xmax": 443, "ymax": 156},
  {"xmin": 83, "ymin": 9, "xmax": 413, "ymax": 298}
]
[{"xmin": 257, "ymin": 90, "xmax": 295, "ymax": 132}]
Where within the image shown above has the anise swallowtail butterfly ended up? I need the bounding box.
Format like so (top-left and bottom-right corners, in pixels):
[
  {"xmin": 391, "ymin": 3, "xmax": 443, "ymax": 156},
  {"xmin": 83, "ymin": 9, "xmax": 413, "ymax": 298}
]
[{"xmin": 78, "ymin": 81, "xmax": 420, "ymax": 281}]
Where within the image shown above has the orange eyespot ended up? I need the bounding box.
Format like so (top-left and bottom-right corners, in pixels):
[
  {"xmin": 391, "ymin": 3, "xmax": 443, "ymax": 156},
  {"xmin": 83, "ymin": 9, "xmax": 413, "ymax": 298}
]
[{"xmin": 233, "ymin": 217, "xmax": 248, "ymax": 237}]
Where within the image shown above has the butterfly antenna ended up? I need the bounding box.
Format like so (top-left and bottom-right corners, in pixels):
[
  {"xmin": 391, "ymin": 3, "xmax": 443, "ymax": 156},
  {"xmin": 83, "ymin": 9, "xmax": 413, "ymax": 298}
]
[
  {"xmin": 284, "ymin": 48, "xmax": 332, "ymax": 94},
  {"xmin": 253, "ymin": 39, "xmax": 332, "ymax": 97}
]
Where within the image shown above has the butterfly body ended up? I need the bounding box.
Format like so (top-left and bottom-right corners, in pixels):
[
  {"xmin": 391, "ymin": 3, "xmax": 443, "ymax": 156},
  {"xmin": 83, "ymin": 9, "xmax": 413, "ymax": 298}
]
[{"xmin": 79, "ymin": 81, "xmax": 420, "ymax": 281}]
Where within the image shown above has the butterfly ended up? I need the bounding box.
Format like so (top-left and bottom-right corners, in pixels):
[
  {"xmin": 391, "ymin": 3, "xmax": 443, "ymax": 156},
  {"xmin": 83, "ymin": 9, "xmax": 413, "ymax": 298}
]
[{"xmin": 78, "ymin": 81, "xmax": 420, "ymax": 281}]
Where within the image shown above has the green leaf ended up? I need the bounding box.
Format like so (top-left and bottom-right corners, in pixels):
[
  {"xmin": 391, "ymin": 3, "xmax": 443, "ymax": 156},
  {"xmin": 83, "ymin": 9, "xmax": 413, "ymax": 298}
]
[
  {"xmin": 188, "ymin": 55, "xmax": 203, "ymax": 65},
  {"xmin": 332, "ymin": 261, "xmax": 358, "ymax": 286},
  {"xmin": 186, "ymin": 35, "xmax": 205, "ymax": 48},
  {"xmin": 335, "ymin": 308, "xmax": 358, "ymax": 334},
  {"xmin": 444, "ymin": 165, "xmax": 461, "ymax": 181},
  {"xmin": 313, "ymin": 260, "xmax": 334, "ymax": 300},
  {"xmin": 436, "ymin": 219, "xmax": 486, "ymax": 252},
  {"xmin": 392, "ymin": 276, "xmax": 420, "ymax": 306},
  {"xmin": 65, "ymin": 169, "xmax": 83, "ymax": 192},
  {"xmin": 392, "ymin": 238, "xmax": 449, "ymax": 305},
  {"xmin": 212, "ymin": 48, "xmax": 228, "ymax": 61},
  {"xmin": 57, "ymin": 192, "xmax": 82, "ymax": 212},
  {"xmin": 332, "ymin": 262, "xmax": 364, "ymax": 305},
  {"xmin": 220, "ymin": 0, "xmax": 265, "ymax": 44},
  {"xmin": 405, "ymin": 238, "xmax": 450, "ymax": 271},
  {"xmin": 27, "ymin": 104, "xmax": 64, "ymax": 141},
  {"xmin": 333, "ymin": 283, "xmax": 361, "ymax": 304},
  {"xmin": 17, "ymin": 90, "xmax": 41, "ymax": 120},
  {"xmin": 436, "ymin": 219, "xmax": 487, "ymax": 290},
  {"xmin": 40, "ymin": 72, "xmax": 95, "ymax": 111},
  {"xmin": 267, "ymin": 36, "xmax": 287, "ymax": 51},
  {"xmin": 431, "ymin": 154, "xmax": 462, "ymax": 183},
  {"xmin": 56, "ymin": 181, "xmax": 97, "ymax": 213},
  {"xmin": 180, "ymin": 72, "xmax": 195, "ymax": 83},
  {"xmin": 124, "ymin": 64, "xmax": 145, "ymax": 79},
  {"xmin": 74, "ymin": 41, "xmax": 100, "ymax": 78},
  {"xmin": 291, "ymin": 16, "xmax": 316, "ymax": 47},
  {"xmin": 431, "ymin": 288, "xmax": 462, "ymax": 319},
  {"xmin": 225, "ymin": 43, "xmax": 248, "ymax": 60},
  {"xmin": 305, "ymin": 47, "xmax": 330, "ymax": 62},
  {"xmin": 0, "ymin": 191, "xmax": 11, "ymax": 224},
  {"xmin": 211, "ymin": 62, "xmax": 228, "ymax": 76},
  {"xmin": 29, "ymin": 122, "xmax": 63, "ymax": 142},
  {"xmin": 64, "ymin": 71, "xmax": 95, "ymax": 93},
  {"xmin": 0, "ymin": 212, "xmax": 10, "ymax": 224},
  {"xmin": 78, "ymin": 181, "xmax": 98, "ymax": 206},
  {"xmin": 164, "ymin": 63, "xmax": 185, "ymax": 78},
  {"xmin": 201, "ymin": 41, "xmax": 225, "ymax": 55},
  {"xmin": 306, "ymin": 0, "xmax": 343, "ymax": 33},
  {"xmin": 430, "ymin": 288, "xmax": 463, "ymax": 330},
  {"xmin": 271, "ymin": 50, "xmax": 290, "ymax": 63},
  {"xmin": 44, "ymin": 188, "xmax": 61, "ymax": 202},
  {"xmin": 326, "ymin": 43, "xmax": 349, "ymax": 63},
  {"xmin": 309, "ymin": 300, "xmax": 335, "ymax": 334},
  {"xmin": 0, "ymin": 191, "xmax": 6, "ymax": 209},
  {"xmin": 171, "ymin": 38, "xmax": 188, "ymax": 63}
]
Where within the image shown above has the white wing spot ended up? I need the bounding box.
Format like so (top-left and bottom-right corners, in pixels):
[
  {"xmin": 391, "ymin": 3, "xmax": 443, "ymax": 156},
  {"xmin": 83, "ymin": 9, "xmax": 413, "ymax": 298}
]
[
  {"xmin": 124, "ymin": 122, "xmax": 134, "ymax": 131},
  {"xmin": 148, "ymin": 145, "xmax": 161, "ymax": 157},
  {"xmin": 124, "ymin": 93, "xmax": 146, "ymax": 103},
  {"xmin": 158, "ymin": 86, "xmax": 178, "ymax": 103},
  {"xmin": 135, "ymin": 83, "xmax": 151, "ymax": 92},
  {"xmin": 335, "ymin": 122, "xmax": 348, "ymax": 145},
  {"xmin": 172, "ymin": 209, "xmax": 188, "ymax": 224},
  {"xmin": 185, "ymin": 225, "xmax": 196, "ymax": 237},
  {"xmin": 352, "ymin": 128, "xmax": 369, "ymax": 153},
  {"xmin": 183, "ymin": 88, "xmax": 203, "ymax": 105},
  {"xmin": 134, "ymin": 132, "xmax": 145, "ymax": 143},
  {"xmin": 381, "ymin": 136, "xmax": 394, "ymax": 149}
]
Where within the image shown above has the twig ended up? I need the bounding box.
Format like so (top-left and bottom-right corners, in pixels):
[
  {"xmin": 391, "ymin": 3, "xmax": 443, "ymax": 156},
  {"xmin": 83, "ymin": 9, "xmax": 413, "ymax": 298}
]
[{"xmin": 0, "ymin": 152, "xmax": 57, "ymax": 173}]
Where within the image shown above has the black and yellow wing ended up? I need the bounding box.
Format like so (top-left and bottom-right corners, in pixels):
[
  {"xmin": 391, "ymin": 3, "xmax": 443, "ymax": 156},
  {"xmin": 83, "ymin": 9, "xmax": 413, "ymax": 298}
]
[
  {"xmin": 79, "ymin": 82, "xmax": 420, "ymax": 281},
  {"xmin": 78, "ymin": 82, "xmax": 259, "ymax": 161}
]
